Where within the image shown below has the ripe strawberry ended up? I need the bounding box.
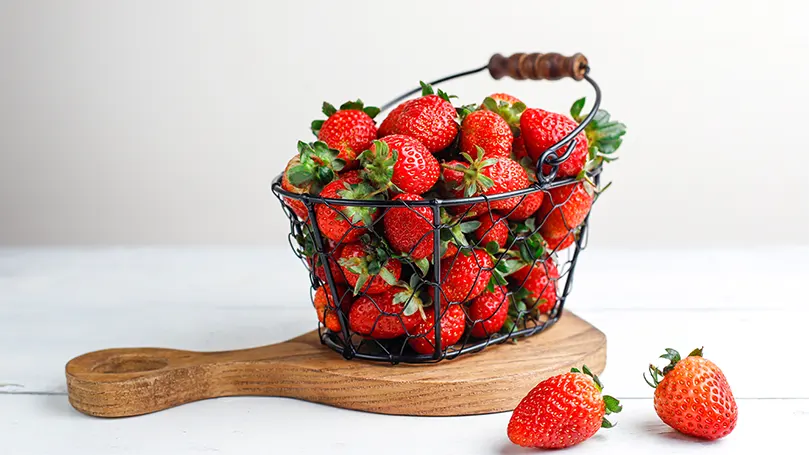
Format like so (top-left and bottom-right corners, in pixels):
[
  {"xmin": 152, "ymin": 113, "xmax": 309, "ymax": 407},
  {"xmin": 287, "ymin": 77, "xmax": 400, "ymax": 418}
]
[
  {"xmin": 383, "ymin": 193, "xmax": 435, "ymax": 260},
  {"xmin": 520, "ymin": 108, "xmax": 588, "ymax": 178},
  {"xmin": 511, "ymin": 259, "xmax": 558, "ymax": 314},
  {"xmin": 348, "ymin": 275, "xmax": 427, "ymax": 339},
  {"xmin": 310, "ymin": 246, "xmax": 346, "ymax": 286},
  {"xmin": 505, "ymin": 191, "xmax": 543, "ymax": 221},
  {"xmin": 378, "ymin": 83, "xmax": 458, "ymax": 153},
  {"xmin": 442, "ymin": 152, "xmax": 530, "ymax": 216},
  {"xmin": 313, "ymin": 284, "xmax": 352, "ymax": 332},
  {"xmin": 544, "ymin": 229, "xmax": 577, "ymax": 252},
  {"xmin": 645, "ymin": 348, "xmax": 738, "ymax": 440},
  {"xmin": 283, "ymin": 141, "xmax": 348, "ymax": 220},
  {"xmin": 361, "ymin": 136, "xmax": 439, "ymax": 195},
  {"xmin": 468, "ymin": 285, "xmax": 510, "ymax": 337},
  {"xmin": 315, "ymin": 174, "xmax": 383, "ymax": 243},
  {"xmin": 460, "ymin": 110, "xmax": 513, "ymax": 159},
  {"xmin": 408, "ymin": 304, "xmax": 466, "ymax": 354},
  {"xmin": 537, "ymin": 181, "xmax": 594, "ymax": 240},
  {"xmin": 472, "ymin": 214, "xmax": 509, "ymax": 249},
  {"xmin": 480, "ymin": 94, "xmax": 526, "ymax": 133},
  {"xmin": 508, "ymin": 366, "xmax": 621, "ymax": 449},
  {"xmin": 312, "ymin": 100, "xmax": 380, "ymax": 170},
  {"xmin": 281, "ymin": 156, "xmax": 310, "ymax": 221},
  {"xmin": 438, "ymin": 249, "xmax": 493, "ymax": 303},
  {"xmin": 338, "ymin": 242, "xmax": 402, "ymax": 295},
  {"xmin": 511, "ymin": 135, "xmax": 529, "ymax": 161}
]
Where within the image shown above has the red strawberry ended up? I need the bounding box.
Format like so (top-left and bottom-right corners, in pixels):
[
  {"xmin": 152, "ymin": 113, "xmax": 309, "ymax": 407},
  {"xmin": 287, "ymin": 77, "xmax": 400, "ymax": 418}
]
[
  {"xmin": 283, "ymin": 141, "xmax": 347, "ymax": 220},
  {"xmin": 438, "ymin": 249, "xmax": 493, "ymax": 303},
  {"xmin": 408, "ymin": 304, "xmax": 466, "ymax": 354},
  {"xmin": 511, "ymin": 259, "xmax": 558, "ymax": 314},
  {"xmin": 348, "ymin": 276, "xmax": 427, "ymax": 339},
  {"xmin": 383, "ymin": 193, "xmax": 435, "ymax": 260},
  {"xmin": 460, "ymin": 110, "xmax": 513, "ymax": 159},
  {"xmin": 313, "ymin": 284, "xmax": 352, "ymax": 332},
  {"xmin": 505, "ymin": 191, "xmax": 543, "ymax": 221},
  {"xmin": 537, "ymin": 181, "xmax": 594, "ymax": 240},
  {"xmin": 378, "ymin": 83, "xmax": 458, "ymax": 153},
  {"xmin": 310, "ymin": 244, "xmax": 346, "ymax": 286},
  {"xmin": 361, "ymin": 136, "xmax": 440, "ymax": 194},
  {"xmin": 544, "ymin": 229, "xmax": 577, "ymax": 252},
  {"xmin": 511, "ymin": 135, "xmax": 529, "ymax": 161},
  {"xmin": 378, "ymin": 99, "xmax": 410, "ymax": 138},
  {"xmin": 508, "ymin": 366, "xmax": 621, "ymax": 449},
  {"xmin": 338, "ymin": 242, "xmax": 402, "ymax": 295},
  {"xmin": 312, "ymin": 100, "xmax": 380, "ymax": 170},
  {"xmin": 468, "ymin": 285, "xmax": 510, "ymax": 337},
  {"xmin": 315, "ymin": 175, "xmax": 382, "ymax": 243},
  {"xmin": 443, "ymin": 153, "xmax": 530, "ymax": 215},
  {"xmin": 473, "ymin": 214, "xmax": 509, "ymax": 249},
  {"xmin": 480, "ymin": 94, "xmax": 526, "ymax": 132},
  {"xmin": 520, "ymin": 108, "xmax": 589, "ymax": 178},
  {"xmin": 488, "ymin": 93, "xmax": 522, "ymax": 105},
  {"xmin": 281, "ymin": 156, "xmax": 310, "ymax": 221},
  {"xmin": 645, "ymin": 348, "xmax": 738, "ymax": 440}
]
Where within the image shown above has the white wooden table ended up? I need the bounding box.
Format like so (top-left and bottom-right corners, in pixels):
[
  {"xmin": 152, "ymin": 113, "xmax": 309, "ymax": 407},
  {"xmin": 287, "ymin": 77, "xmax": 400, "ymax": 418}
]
[{"xmin": 1, "ymin": 247, "xmax": 807, "ymax": 454}]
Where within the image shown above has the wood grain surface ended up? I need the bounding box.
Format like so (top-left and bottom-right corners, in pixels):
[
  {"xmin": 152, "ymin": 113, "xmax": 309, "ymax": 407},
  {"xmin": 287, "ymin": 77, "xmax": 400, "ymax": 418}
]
[{"xmin": 65, "ymin": 311, "xmax": 606, "ymax": 418}]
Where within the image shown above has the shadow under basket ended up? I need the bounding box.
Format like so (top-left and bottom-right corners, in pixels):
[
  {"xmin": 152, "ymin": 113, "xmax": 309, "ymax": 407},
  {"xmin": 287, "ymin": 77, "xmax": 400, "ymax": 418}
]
[{"xmin": 272, "ymin": 52, "xmax": 606, "ymax": 364}]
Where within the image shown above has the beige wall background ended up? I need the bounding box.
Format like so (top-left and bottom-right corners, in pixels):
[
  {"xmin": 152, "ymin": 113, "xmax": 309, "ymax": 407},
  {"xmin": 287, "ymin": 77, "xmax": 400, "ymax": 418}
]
[{"xmin": 1, "ymin": 0, "xmax": 807, "ymax": 247}]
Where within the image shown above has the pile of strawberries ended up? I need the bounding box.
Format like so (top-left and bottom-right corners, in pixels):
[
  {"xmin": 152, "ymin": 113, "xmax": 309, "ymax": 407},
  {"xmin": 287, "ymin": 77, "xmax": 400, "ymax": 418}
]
[{"xmin": 279, "ymin": 82, "xmax": 625, "ymax": 355}]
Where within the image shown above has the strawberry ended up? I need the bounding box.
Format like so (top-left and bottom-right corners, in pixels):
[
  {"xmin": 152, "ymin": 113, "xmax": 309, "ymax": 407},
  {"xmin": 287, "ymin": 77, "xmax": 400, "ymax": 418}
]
[
  {"xmin": 508, "ymin": 366, "xmax": 621, "ymax": 449},
  {"xmin": 537, "ymin": 180, "xmax": 594, "ymax": 240},
  {"xmin": 296, "ymin": 225, "xmax": 347, "ymax": 285},
  {"xmin": 378, "ymin": 82, "xmax": 458, "ymax": 153},
  {"xmin": 511, "ymin": 259, "xmax": 558, "ymax": 314},
  {"xmin": 511, "ymin": 135, "xmax": 528, "ymax": 161},
  {"xmin": 315, "ymin": 174, "xmax": 383, "ymax": 243},
  {"xmin": 338, "ymin": 242, "xmax": 402, "ymax": 295},
  {"xmin": 544, "ymin": 229, "xmax": 577, "ymax": 252},
  {"xmin": 442, "ymin": 152, "xmax": 530, "ymax": 216},
  {"xmin": 460, "ymin": 110, "xmax": 513, "ymax": 159},
  {"xmin": 520, "ymin": 108, "xmax": 589, "ymax": 178},
  {"xmin": 383, "ymin": 193, "xmax": 435, "ymax": 261},
  {"xmin": 472, "ymin": 214, "xmax": 509, "ymax": 249},
  {"xmin": 360, "ymin": 136, "xmax": 440, "ymax": 195},
  {"xmin": 645, "ymin": 348, "xmax": 738, "ymax": 440},
  {"xmin": 408, "ymin": 304, "xmax": 466, "ymax": 354},
  {"xmin": 313, "ymin": 284, "xmax": 351, "ymax": 332},
  {"xmin": 468, "ymin": 284, "xmax": 510, "ymax": 337},
  {"xmin": 312, "ymin": 100, "xmax": 380, "ymax": 170},
  {"xmin": 480, "ymin": 94, "xmax": 526, "ymax": 133},
  {"xmin": 504, "ymin": 191, "xmax": 543, "ymax": 221},
  {"xmin": 281, "ymin": 156, "xmax": 310, "ymax": 221},
  {"xmin": 283, "ymin": 141, "xmax": 348, "ymax": 221},
  {"xmin": 348, "ymin": 275, "xmax": 427, "ymax": 339},
  {"xmin": 438, "ymin": 249, "xmax": 493, "ymax": 303},
  {"xmin": 310, "ymin": 247, "xmax": 346, "ymax": 286}
]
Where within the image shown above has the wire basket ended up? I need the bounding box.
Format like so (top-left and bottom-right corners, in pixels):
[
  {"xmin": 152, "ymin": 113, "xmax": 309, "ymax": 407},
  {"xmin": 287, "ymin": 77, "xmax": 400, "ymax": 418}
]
[{"xmin": 272, "ymin": 52, "xmax": 604, "ymax": 363}]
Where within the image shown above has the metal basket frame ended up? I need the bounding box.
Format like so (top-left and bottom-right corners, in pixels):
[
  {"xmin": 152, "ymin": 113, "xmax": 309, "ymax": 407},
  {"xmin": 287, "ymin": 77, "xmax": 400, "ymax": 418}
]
[{"xmin": 271, "ymin": 64, "xmax": 602, "ymax": 363}]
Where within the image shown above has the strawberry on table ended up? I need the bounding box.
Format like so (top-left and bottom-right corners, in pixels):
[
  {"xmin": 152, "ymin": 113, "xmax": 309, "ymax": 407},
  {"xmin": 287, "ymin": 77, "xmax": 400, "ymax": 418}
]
[
  {"xmin": 408, "ymin": 304, "xmax": 466, "ymax": 355},
  {"xmin": 378, "ymin": 82, "xmax": 458, "ymax": 153},
  {"xmin": 315, "ymin": 174, "xmax": 383, "ymax": 243},
  {"xmin": 645, "ymin": 348, "xmax": 738, "ymax": 440},
  {"xmin": 537, "ymin": 180, "xmax": 594, "ymax": 240},
  {"xmin": 508, "ymin": 366, "xmax": 621, "ymax": 449},
  {"xmin": 348, "ymin": 275, "xmax": 427, "ymax": 339},
  {"xmin": 360, "ymin": 136, "xmax": 440, "ymax": 195},
  {"xmin": 460, "ymin": 110, "xmax": 513, "ymax": 159},
  {"xmin": 337, "ymin": 242, "xmax": 402, "ymax": 295},
  {"xmin": 312, "ymin": 100, "xmax": 380, "ymax": 170},
  {"xmin": 468, "ymin": 284, "xmax": 510, "ymax": 337}
]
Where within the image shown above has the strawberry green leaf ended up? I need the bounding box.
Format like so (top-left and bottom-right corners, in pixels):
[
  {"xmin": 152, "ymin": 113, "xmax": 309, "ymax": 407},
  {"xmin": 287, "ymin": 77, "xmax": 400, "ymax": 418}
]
[
  {"xmin": 379, "ymin": 267, "xmax": 397, "ymax": 285},
  {"xmin": 459, "ymin": 220, "xmax": 481, "ymax": 233},
  {"xmin": 601, "ymin": 418, "xmax": 616, "ymax": 429},
  {"xmin": 482, "ymin": 97, "xmax": 498, "ymax": 112},
  {"xmin": 353, "ymin": 273, "xmax": 369, "ymax": 295},
  {"xmin": 419, "ymin": 81, "xmax": 434, "ymax": 96},
  {"xmin": 570, "ymin": 97, "xmax": 586, "ymax": 120},
  {"xmin": 310, "ymin": 120, "xmax": 324, "ymax": 137},
  {"xmin": 340, "ymin": 99, "xmax": 365, "ymax": 111},
  {"xmin": 570, "ymin": 367, "xmax": 582, "ymax": 373},
  {"xmin": 322, "ymin": 102, "xmax": 337, "ymax": 117},
  {"xmin": 363, "ymin": 106, "xmax": 380, "ymax": 119},
  {"xmin": 688, "ymin": 347, "xmax": 704, "ymax": 357},
  {"xmin": 485, "ymin": 241, "xmax": 500, "ymax": 256},
  {"xmin": 414, "ymin": 258, "xmax": 430, "ymax": 276},
  {"xmin": 603, "ymin": 395, "xmax": 622, "ymax": 414}
]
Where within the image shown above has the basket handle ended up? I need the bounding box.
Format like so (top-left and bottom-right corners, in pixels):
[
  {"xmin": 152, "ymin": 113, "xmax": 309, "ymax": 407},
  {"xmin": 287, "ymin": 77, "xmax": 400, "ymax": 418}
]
[{"xmin": 488, "ymin": 52, "xmax": 588, "ymax": 81}]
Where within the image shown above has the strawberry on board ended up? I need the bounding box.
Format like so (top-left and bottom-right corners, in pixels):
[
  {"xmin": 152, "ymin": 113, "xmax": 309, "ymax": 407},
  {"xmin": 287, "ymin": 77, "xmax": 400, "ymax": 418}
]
[
  {"xmin": 508, "ymin": 365, "xmax": 621, "ymax": 449},
  {"xmin": 378, "ymin": 82, "xmax": 458, "ymax": 153},
  {"xmin": 460, "ymin": 109, "xmax": 513, "ymax": 159},
  {"xmin": 360, "ymin": 136, "xmax": 440, "ymax": 195},
  {"xmin": 347, "ymin": 275, "xmax": 427, "ymax": 339},
  {"xmin": 314, "ymin": 174, "xmax": 383, "ymax": 243},
  {"xmin": 337, "ymin": 242, "xmax": 402, "ymax": 296},
  {"xmin": 407, "ymin": 303, "xmax": 466, "ymax": 355},
  {"xmin": 645, "ymin": 348, "xmax": 738, "ymax": 440},
  {"xmin": 311, "ymin": 100, "xmax": 380, "ymax": 170}
]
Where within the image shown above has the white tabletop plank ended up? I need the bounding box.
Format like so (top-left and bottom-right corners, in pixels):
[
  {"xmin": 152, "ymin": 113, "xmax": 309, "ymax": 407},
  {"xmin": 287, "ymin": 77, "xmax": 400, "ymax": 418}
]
[{"xmin": 1, "ymin": 395, "xmax": 805, "ymax": 454}]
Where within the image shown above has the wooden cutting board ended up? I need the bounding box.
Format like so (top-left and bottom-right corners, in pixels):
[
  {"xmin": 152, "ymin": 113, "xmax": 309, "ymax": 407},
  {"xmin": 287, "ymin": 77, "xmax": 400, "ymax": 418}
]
[{"xmin": 65, "ymin": 311, "xmax": 605, "ymax": 417}]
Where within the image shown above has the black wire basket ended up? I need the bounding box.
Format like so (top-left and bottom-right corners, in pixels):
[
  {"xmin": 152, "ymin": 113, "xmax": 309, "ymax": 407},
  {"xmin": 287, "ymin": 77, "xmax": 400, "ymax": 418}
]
[{"xmin": 272, "ymin": 52, "xmax": 605, "ymax": 363}]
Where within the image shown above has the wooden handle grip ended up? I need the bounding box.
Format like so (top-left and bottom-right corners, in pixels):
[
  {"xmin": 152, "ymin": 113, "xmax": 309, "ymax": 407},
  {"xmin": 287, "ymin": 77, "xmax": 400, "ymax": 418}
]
[{"xmin": 488, "ymin": 52, "xmax": 588, "ymax": 81}]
